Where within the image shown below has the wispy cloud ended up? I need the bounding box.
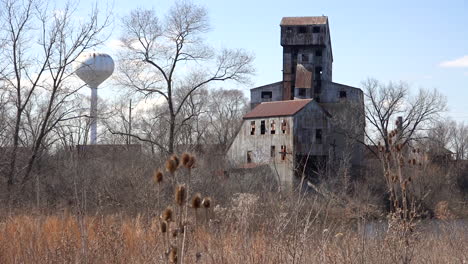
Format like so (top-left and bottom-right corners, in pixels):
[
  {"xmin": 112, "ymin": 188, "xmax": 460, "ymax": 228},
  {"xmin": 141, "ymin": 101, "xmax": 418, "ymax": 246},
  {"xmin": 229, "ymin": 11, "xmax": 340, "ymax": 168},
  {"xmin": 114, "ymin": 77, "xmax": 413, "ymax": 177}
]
[
  {"xmin": 464, "ymin": 72, "xmax": 468, "ymax": 76},
  {"xmin": 440, "ymin": 55, "xmax": 468, "ymax": 67}
]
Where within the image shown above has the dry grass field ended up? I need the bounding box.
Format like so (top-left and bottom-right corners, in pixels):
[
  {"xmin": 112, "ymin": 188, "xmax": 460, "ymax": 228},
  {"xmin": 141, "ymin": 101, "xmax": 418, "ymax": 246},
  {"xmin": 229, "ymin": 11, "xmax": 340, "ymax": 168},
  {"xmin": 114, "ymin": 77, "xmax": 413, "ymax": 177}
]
[{"xmin": 0, "ymin": 212, "xmax": 466, "ymax": 264}]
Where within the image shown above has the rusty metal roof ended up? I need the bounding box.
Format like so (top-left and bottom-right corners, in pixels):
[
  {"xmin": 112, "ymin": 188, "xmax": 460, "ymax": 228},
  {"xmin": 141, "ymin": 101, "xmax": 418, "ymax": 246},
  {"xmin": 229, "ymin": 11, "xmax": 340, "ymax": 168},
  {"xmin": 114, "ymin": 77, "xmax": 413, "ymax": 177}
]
[
  {"xmin": 280, "ymin": 16, "xmax": 328, "ymax": 26},
  {"xmin": 295, "ymin": 64, "xmax": 313, "ymax": 88},
  {"xmin": 243, "ymin": 99, "xmax": 313, "ymax": 119}
]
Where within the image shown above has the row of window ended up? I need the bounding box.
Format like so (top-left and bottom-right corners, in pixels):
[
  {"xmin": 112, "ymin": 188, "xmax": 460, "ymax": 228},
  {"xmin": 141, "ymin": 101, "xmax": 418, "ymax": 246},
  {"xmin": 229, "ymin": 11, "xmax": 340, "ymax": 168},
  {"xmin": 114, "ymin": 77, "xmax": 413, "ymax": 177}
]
[
  {"xmin": 301, "ymin": 51, "xmax": 322, "ymax": 63},
  {"xmin": 286, "ymin": 26, "xmax": 321, "ymax": 34},
  {"xmin": 246, "ymin": 145, "xmax": 288, "ymax": 163},
  {"xmin": 250, "ymin": 120, "xmax": 288, "ymax": 135}
]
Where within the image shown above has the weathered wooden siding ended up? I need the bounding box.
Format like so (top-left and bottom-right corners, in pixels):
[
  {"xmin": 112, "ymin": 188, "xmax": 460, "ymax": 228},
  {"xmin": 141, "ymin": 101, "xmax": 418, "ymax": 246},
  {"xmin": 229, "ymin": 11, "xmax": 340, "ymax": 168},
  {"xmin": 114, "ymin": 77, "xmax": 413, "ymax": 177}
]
[{"xmin": 226, "ymin": 116, "xmax": 295, "ymax": 185}]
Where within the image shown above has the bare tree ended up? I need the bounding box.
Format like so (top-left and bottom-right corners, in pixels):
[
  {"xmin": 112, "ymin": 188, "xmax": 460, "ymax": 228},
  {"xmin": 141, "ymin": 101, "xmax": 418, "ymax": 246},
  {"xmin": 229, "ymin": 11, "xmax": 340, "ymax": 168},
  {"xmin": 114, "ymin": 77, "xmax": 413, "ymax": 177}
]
[
  {"xmin": 0, "ymin": 0, "xmax": 111, "ymax": 189},
  {"xmin": 115, "ymin": 1, "xmax": 254, "ymax": 154},
  {"xmin": 427, "ymin": 119, "xmax": 468, "ymax": 161},
  {"xmin": 362, "ymin": 78, "xmax": 447, "ymax": 156},
  {"xmin": 205, "ymin": 88, "xmax": 248, "ymax": 151}
]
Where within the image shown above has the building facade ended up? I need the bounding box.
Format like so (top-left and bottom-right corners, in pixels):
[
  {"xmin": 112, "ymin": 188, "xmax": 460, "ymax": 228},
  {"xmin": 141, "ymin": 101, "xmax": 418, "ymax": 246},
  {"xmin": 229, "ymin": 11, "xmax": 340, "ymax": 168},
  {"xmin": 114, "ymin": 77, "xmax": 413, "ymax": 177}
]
[{"xmin": 227, "ymin": 16, "xmax": 365, "ymax": 186}]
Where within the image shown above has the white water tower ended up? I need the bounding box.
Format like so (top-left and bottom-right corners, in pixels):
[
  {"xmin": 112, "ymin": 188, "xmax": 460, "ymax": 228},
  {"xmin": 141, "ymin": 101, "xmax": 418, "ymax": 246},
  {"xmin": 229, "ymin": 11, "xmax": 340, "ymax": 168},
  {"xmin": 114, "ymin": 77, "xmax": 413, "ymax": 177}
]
[{"xmin": 74, "ymin": 52, "xmax": 114, "ymax": 144}]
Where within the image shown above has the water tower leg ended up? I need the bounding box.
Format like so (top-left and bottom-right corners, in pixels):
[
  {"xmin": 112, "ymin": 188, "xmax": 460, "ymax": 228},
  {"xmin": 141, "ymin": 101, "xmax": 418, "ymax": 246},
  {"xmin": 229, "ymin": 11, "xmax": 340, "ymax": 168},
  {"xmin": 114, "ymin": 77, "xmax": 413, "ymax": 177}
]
[{"xmin": 90, "ymin": 87, "xmax": 98, "ymax": 145}]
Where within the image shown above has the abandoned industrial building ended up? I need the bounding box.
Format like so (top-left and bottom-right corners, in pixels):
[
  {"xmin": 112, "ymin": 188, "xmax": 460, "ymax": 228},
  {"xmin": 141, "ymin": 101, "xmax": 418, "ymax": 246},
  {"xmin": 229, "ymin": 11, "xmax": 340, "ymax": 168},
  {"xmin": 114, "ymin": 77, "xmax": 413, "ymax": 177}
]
[{"xmin": 227, "ymin": 16, "xmax": 365, "ymax": 186}]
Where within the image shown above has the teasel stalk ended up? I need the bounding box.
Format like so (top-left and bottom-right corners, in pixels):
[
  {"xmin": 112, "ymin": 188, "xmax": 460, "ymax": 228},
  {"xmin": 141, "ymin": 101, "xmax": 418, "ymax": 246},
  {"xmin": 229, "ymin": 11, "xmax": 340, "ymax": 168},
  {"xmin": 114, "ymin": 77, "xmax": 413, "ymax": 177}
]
[
  {"xmin": 191, "ymin": 193, "xmax": 202, "ymax": 225},
  {"xmin": 202, "ymin": 197, "xmax": 211, "ymax": 223}
]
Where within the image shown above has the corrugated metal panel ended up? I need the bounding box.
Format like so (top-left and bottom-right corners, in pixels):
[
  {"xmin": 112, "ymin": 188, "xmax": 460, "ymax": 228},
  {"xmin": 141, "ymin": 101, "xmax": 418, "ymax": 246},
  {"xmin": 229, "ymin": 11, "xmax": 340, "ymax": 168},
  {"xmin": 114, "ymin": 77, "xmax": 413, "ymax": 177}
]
[
  {"xmin": 295, "ymin": 64, "xmax": 313, "ymax": 88},
  {"xmin": 280, "ymin": 16, "xmax": 327, "ymax": 26},
  {"xmin": 243, "ymin": 99, "xmax": 312, "ymax": 119}
]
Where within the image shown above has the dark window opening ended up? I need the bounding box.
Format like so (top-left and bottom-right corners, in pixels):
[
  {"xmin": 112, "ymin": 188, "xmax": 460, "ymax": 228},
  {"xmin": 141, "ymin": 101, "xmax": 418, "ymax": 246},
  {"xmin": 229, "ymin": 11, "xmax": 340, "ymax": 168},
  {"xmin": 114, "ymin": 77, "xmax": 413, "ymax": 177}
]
[
  {"xmin": 271, "ymin": 120, "xmax": 276, "ymax": 134},
  {"xmin": 313, "ymin": 26, "xmax": 320, "ymax": 33},
  {"xmin": 315, "ymin": 66, "xmax": 323, "ymax": 77},
  {"xmin": 247, "ymin": 151, "xmax": 253, "ymax": 163},
  {"xmin": 261, "ymin": 91, "xmax": 272, "ymax": 101},
  {"xmin": 250, "ymin": 121, "xmax": 255, "ymax": 135},
  {"xmin": 290, "ymin": 83, "xmax": 295, "ymax": 100},
  {"xmin": 280, "ymin": 145, "xmax": 287, "ymax": 160},
  {"xmin": 286, "ymin": 27, "xmax": 293, "ymax": 33},
  {"xmin": 315, "ymin": 96, "xmax": 321, "ymax": 102},
  {"xmin": 261, "ymin": 120, "xmax": 266, "ymax": 134},
  {"xmin": 298, "ymin": 26, "xmax": 307, "ymax": 34},
  {"xmin": 339, "ymin": 91, "xmax": 347, "ymax": 98},
  {"xmin": 271, "ymin": 146, "xmax": 276, "ymax": 158},
  {"xmin": 298, "ymin": 88, "xmax": 306, "ymax": 97},
  {"xmin": 316, "ymin": 129, "xmax": 323, "ymax": 144},
  {"xmin": 315, "ymin": 50, "xmax": 322, "ymax": 56},
  {"xmin": 301, "ymin": 54, "xmax": 308, "ymax": 62},
  {"xmin": 281, "ymin": 119, "xmax": 287, "ymax": 134}
]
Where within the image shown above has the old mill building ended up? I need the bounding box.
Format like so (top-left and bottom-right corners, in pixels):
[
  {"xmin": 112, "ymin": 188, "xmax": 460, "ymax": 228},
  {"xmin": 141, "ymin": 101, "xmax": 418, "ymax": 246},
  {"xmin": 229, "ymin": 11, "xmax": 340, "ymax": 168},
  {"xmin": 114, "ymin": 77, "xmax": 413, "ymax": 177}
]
[{"xmin": 227, "ymin": 16, "xmax": 365, "ymax": 186}]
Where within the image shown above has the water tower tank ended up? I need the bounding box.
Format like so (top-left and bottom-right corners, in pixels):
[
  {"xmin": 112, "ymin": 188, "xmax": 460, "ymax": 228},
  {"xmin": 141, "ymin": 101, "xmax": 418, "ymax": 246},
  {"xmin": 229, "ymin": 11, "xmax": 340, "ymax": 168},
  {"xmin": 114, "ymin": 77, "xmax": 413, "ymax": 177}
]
[
  {"xmin": 74, "ymin": 52, "xmax": 114, "ymax": 145},
  {"xmin": 75, "ymin": 52, "xmax": 114, "ymax": 88}
]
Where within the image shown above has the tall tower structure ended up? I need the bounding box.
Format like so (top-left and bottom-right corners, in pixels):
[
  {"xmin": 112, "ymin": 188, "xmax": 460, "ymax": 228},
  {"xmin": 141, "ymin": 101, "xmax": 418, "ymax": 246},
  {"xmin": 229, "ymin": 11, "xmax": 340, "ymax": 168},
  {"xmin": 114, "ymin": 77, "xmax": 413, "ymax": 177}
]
[
  {"xmin": 280, "ymin": 16, "xmax": 333, "ymax": 101},
  {"xmin": 74, "ymin": 52, "xmax": 114, "ymax": 145}
]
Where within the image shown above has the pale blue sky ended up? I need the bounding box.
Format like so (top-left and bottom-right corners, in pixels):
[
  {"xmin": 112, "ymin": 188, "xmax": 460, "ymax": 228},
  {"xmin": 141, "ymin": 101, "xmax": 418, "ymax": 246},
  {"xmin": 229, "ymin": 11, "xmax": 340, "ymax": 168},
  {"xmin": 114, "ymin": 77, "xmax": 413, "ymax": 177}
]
[{"xmin": 78, "ymin": 0, "xmax": 468, "ymax": 122}]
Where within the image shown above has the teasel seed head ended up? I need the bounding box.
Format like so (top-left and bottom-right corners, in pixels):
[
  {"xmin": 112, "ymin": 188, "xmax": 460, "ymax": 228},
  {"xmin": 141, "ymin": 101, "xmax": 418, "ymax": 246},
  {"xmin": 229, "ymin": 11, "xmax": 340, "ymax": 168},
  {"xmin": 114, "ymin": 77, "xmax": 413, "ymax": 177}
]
[
  {"xmin": 169, "ymin": 246, "xmax": 178, "ymax": 263},
  {"xmin": 191, "ymin": 193, "xmax": 202, "ymax": 209},
  {"xmin": 160, "ymin": 220, "xmax": 167, "ymax": 233},
  {"xmin": 202, "ymin": 197, "xmax": 211, "ymax": 209},
  {"xmin": 166, "ymin": 159, "xmax": 177, "ymax": 174},
  {"xmin": 412, "ymin": 159, "xmax": 416, "ymax": 165},
  {"xmin": 154, "ymin": 170, "xmax": 163, "ymax": 184},
  {"xmin": 171, "ymin": 154, "xmax": 180, "ymax": 168},
  {"xmin": 181, "ymin": 152, "xmax": 191, "ymax": 168},
  {"xmin": 175, "ymin": 185, "xmax": 186, "ymax": 206},
  {"xmin": 388, "ymin": 138, "xmax": 393, "ymax": 145},
  {"xmin": 187, "ymin": 155, "xmax": 196, "ymax": 169},
  {"xmin": 172, "ymin": 229, "xmax": 178, "ymax": 238},
  {"xmin": 399, "ymin": 157, "xmax": 404, "ymax": 165},
  {"xmin": 161, "ymin": 207, "xmax": 173, "ymax": 222}
]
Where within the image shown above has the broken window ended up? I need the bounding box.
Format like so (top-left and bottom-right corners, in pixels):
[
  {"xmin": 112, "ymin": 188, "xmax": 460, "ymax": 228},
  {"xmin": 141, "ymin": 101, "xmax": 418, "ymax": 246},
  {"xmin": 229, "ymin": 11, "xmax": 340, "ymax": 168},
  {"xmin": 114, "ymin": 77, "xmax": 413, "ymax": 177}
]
[
  {"xmin": 298, "ymin": 88, "xmax": 306, "ymax": 97},
  {"xmin": 301, "ymin": 54, "xmax": 309, "ymax": 62},
  {"xmin": 316, "ymin": 129, "xmax": 323, "ymax": 144},
  {"xmin": 261, "ymin": 91, "xmax": 272, "ymax": 101},
  {"xmin": 250, "ymin": 121, "xmax": 255, "ymax": 135},
  {"xmin": 298, "ymin": 26, "xmax": 307, "ymax": 34},
  {"xmin": 247, "ymin": 151, "xmax": 253, "ymax": 163},
  {"xmin": 271, "ymin": 120, "xmax": 276, "ymax": 134},
  {"xmin": 339, "ymin": 91, "xmax": 347, "ymax": 98},
  {"xmin": 280, "ymin": 145, "xmax": 287, "ymax": 160},
  {"xmin": 281, "ymin": 119, "xmax": 287, "ymax": 134},
  {"xmin": 271, "ymin": 146, "xmax": 276, "ymax": 158},
  {"xmin": 315, "ymin": 50, "xmax": 322, "ymax": 56},
  {"xmin": 261, "ymin": 120, "xmax": 266, "ymax": 134},
  {"xmin": 286, "ymin": 27, "xmax": 293, "ymax": 33},
  {"xmin": 313, "ymin": 26, "xmax": 320, "ymax": 33}
]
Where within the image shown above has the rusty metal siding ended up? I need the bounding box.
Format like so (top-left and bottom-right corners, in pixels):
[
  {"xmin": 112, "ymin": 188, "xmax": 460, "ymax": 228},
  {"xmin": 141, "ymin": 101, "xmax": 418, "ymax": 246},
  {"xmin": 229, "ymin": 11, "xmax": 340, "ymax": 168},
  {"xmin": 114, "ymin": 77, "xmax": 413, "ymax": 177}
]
[
  {"xmin": 295, "ymin": 64, "xmax": 313, "ymax": 88},
  {"xmin": 280, "ymin": 16, "xmax": 328, "ymax": 26},
  {"xmin": 244, "ymin": 99, "xmax": 312, "ymax": 119}
]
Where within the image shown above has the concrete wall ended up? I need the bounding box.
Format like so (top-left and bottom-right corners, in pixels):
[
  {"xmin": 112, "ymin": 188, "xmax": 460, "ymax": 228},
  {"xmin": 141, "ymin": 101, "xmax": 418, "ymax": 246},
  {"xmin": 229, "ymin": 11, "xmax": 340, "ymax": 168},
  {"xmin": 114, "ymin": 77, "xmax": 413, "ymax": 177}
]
[{"xmin": 226, "ymin": 116, "xmax": 295, "ymax": 185}]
